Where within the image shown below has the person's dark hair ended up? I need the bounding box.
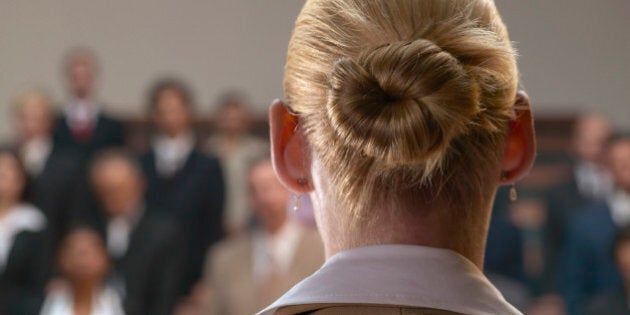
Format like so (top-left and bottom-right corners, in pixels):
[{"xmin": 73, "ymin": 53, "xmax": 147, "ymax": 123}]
[
  {"xmin": 0, "ymin": 146, "xmax": 31, "ymax": 201},
  {"xmin": 146, "ymin": 77, "xmax": 195, "ymax": 114},
  {"xmin": 605, "ymin": 132, "xmax": 630, "ymax": 149}
]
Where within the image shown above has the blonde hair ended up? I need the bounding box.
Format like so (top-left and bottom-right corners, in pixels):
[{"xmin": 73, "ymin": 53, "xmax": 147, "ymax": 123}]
[{"xmin": 285, "ymin": 0, "xmax": 518, "ymax": 222}]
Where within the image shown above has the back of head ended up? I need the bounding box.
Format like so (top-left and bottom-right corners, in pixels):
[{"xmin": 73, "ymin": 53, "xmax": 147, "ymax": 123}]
[{"xmin": 285, "ymin": 0, "xmax": 518, "ymax": 220}]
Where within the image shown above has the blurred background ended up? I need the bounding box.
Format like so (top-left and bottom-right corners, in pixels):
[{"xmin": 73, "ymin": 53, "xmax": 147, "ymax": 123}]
[{"xmin": 0, "ymin": 1, "xmax": 628, "ymax": 315}]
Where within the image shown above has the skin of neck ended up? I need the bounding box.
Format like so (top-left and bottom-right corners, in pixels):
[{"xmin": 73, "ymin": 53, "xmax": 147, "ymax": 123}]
[
  {"xmin": 71, "ymin": 280, "xmax": 98, "ymax": 314},
  {"xmin": 310, "ymin": 164, "xmax": 495, "ymax": 270},
  {"xmin": 0, "ymin": 198, "xmax": 19, "ymax": 218}
]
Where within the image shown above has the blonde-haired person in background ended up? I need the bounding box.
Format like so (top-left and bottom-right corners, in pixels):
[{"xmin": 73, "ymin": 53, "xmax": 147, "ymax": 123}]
[{"xmin": 261, "ymin": 0, "xmax": 535, "ymax": 314}]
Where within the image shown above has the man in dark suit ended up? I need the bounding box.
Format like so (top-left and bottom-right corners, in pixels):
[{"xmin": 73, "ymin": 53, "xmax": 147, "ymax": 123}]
[
  {"xmin": 53, "ymin": 47, "xmax": 124, "ymax": 160},
  {"xmin": 563, "ymin": 135, "xmax": 630, "ymax": 314},
  {"xmin": 88, "ymin": 149, "xmax": 184, "ymax": 315},
  {"xmin": 140, "ymin": 78, "xmax": 225, "ymax": 296},
  {"xmin": 14, "ymin": 90, "xmax": 82, "ymax": 251}
]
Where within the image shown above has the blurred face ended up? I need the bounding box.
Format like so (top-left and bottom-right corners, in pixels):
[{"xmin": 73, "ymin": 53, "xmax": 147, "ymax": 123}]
[
  {"xmin": 217, "ymin": 103, "xmax": 250, "ymax": 136},
  {"xmin": 18, "ymin": 94, "xmax": 54, "ymax": 140},
  {"xmin": 248, "ymin": 160, "xmax": 289, "ymax": 234},
  {"xmin": 66, "ymin": 55, "xmax": 96, "ymax": 99},
  {"xmin": 0, "ymin": 153, "xmax": 26, "ymax": 204},
  {"xmin": 609, "ymin": 141, "xmax": 630, "ymax": 193},
  {"xmin": 92, "ymin": 159, "xmax": 144, "ymax": 217},
  {"xmin": 573, "ymin": 115, "xmax": 612, "ymax": 165},
  {"xmin": 152, "ymin": 89, "xmax": 192, "ymax": 137},
  {"xmin": 59, "ymin": 228, "xmax": 109, "ymax": 286}
]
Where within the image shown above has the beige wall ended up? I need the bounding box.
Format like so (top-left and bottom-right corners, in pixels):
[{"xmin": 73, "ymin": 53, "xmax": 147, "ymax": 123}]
[{"xmin": 1, "ymin": 0, "xmax": 628, "ymax": 141}]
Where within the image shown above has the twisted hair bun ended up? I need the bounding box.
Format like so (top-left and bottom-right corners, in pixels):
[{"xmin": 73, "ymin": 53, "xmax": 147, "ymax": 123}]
[{"xmin": 326, "ymin": 39, "xmax": 482, "ymax": 166}]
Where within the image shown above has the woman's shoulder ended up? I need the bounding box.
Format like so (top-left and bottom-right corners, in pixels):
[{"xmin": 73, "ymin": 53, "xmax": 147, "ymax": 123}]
[{"xmin": 276, "ymin": 304, "xmax": 462, "ymax": 315}]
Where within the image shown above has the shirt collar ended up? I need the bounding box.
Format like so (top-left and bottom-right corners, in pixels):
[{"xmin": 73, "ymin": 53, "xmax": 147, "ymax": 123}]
[
  {"xmin": 258, "ymin": 244, "xmax": 521, "ymax": 315},
  {"xmin": 609, "ymin": 189, "xmax": 630, "ymax": 226},
  {"xmin": 0, "ymin": 204, "xmax": 46, "ymax": 271}
]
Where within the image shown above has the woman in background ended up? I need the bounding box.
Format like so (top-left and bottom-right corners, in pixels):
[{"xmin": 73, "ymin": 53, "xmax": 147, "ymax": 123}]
[
  {"xmin": 263, "ymin": 0, "xmax": 535, "ymax": 314},
  {"xmin": 0, "ymin": 148, "xmax": 48, "ymax": 315},
  {"xmin": 40, "ymin": 226, "xmax": 123, "ymax": 315}
]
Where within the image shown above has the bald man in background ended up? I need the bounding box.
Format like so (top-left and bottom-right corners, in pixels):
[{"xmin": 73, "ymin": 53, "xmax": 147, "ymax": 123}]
[{"xmin": 200, "ymin": 157, "xmax": 324, "ymax": 315}]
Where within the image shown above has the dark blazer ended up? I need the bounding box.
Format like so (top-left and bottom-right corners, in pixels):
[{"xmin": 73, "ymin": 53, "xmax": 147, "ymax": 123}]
[
  {"xmin": 583, "ymin": 291, "xmax": 630, "ymax": 315},
  {"xmin": 116, "ymin": 214, "xmax": 184, "ymax": 315},
  {"xmin": 562, "ymin": 202, "xmax": 623, "ymax": 315},
  {"xmin": 26, "ymin": 148, "xmax": 83, "ymax": 251},
  {"xmin": 140, "ymin": 149, "xmax": 225, "ymax": 295},
  {"xmin": 87, "ymin": 211, "xmax": 184, "ymax": 315},
  {"xmin": 0, "ymin": 230, "xmax": 47, "ymax": 315},
  {"xmin": 52, "ymin": 112, "xmax": 125, "ymax": 160}
]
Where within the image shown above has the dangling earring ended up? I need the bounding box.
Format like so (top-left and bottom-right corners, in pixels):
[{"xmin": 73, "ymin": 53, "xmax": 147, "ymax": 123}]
[
  {"xmin": 292, "ymin": 194, "xmax": 301, "ymax": 212},
  {"xmin": 509, "ymin": 184, "xmax": 518, "ymax": 202},
  {"xmin": 292, "ymin": 178, "xmax": 308, "ymax": 212},
  {"xmin": 501, "ymin": 171, "xmax": 518, "ymax": 202}
]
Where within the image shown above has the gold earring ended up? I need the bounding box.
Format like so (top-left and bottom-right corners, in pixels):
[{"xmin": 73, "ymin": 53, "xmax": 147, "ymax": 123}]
[
  {"xmin": 501, "ymin": 172, "xmax": 518, "ymax": 202},
  {"xmin": 509, "ymin": 184, "xmax": 518, "ymax": 202}
]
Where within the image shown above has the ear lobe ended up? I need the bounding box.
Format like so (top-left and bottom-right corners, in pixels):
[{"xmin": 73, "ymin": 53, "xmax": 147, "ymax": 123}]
[
  {"xmin": 269, "ymin": 99, "xmax": 313, "ymax": 193},
  {"xmin": 500, "ymin": 90, "xmax": 536, "ymax": 184}
]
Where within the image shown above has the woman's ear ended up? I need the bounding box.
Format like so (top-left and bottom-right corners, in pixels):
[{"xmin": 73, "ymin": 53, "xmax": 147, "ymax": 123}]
[
  {"xmin": 269, "ymin": 99, "xmax": 313, "ymax": 193},
  {"xmin": 500, "ymin": 90, "xmax": 536, "ymax": 184}
]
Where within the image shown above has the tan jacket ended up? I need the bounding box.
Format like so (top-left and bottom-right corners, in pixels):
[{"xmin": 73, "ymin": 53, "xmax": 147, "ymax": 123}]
[
  {"xmin": 202, "ymin": 225, "xmax": 324, "ymax": 315},
  {"xmin": 275, "ymin": 304, "xmax": 462, "ymax": 314}
]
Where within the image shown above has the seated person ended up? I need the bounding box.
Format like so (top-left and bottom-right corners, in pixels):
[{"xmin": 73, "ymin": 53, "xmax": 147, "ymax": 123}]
[
  {"xmin": 0, "ymin": 148, "xmax": 48, "ymax": 315},
  {"xmin": 40, "ymin": 226, "xmax": 124, "ymax": 315},
  {"xmin": 87, "ymin": 149, "xmax": 184, "ymax": 315},
  {"xmin": 200, "ymin": 157, "xmax": 324, "ymax": 315}
]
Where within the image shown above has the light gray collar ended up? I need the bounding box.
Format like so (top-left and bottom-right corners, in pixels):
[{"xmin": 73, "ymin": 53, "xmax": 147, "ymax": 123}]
[{"xmin": 258, "ymin": 244, "xmax": 521, "ymax": 315}]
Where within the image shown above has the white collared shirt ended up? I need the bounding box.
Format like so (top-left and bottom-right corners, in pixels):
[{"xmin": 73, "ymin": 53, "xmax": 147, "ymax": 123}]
[
  {"xmin": 0, "ymin": 204, "xmax": 46, "ymax": 272},
  {"xmin": 65, "ymin": 99, "xmax": 99, "ymax": 130},
  {"xmin": 21, "ymin": 136, "xmax": 53, "ymax": 176},
  {"xmin": 609, "ymin": 190, "xmax": 630, "ymax": 227},
  {"xmin": 152, "ymin": 132, "xmax": 195, "ymax": 177},
  {"xmin": 253, "ymin": 219, "xmax": 303, "ymax": 285},
  {"xmin": 259, "ymin": 244, "xmax": 522, "ymax": 315},
  {"xmin": 106, "ymin": 208, "xmax": 143, "ymax": 259},
  {"xmin": 40, "ymin": 284, "xmax": 124, "ymax": 315},
  {"xmin": 575, "ymin": 161, "xmax": 613, "ymax": 200}
]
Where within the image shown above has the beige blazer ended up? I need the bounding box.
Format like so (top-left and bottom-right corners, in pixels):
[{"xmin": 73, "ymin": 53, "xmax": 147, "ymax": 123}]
[
  {"xmin": 275, "ymin": 304, "xmax": 462, "ymax": 315},
  {"xmin": 202, "ymin": 225, "xmax": 324, "ymax": 315}
]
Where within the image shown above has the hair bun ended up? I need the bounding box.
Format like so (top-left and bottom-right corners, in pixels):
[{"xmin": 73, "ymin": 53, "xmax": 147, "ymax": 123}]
[{"xmin": 326, "ymin": 39, "xmax": 482, "ymax": 166}]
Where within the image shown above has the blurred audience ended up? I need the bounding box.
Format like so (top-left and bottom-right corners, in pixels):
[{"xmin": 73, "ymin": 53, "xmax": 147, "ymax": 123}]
[
  {"xmin": 563, "ymin": 135, "xmax": 630, "ymax": 314},
  {"xmin": 205, "ymin": 91, "xmax": 268, "ymax": 235},
  {"xmin": 546, "ymin": 114, "xmax": 614, "ymax": 271},
  {"xmin": 53, "ymin": 47, "xmax": 124, "ymax": 160},
  {"xmin": 583, "ymin": 225, "xmax": 630, "ymax": 315},
  {"xmin": 13, "ymin": 89, "xmax": 82, "ymax": 250},
  {"xmin": 140, "ymin": 78, "xmax": 225, "ymax": 296},
  {"xmin": 1, "ymin": 44, "xmax": 628, "ymax": 315},
  {"xmin": 199, "ymin": 157, "xmax": 324, "ymax": 315},
  {"xmin": 40, "ymin": 226, "xmax": 124, "ymax": 315},
  {"xmin": 88, "ymin": 149, "xmax": 184, "ymax": 315},
  {"xmin": 0, "ymin": 149, "xmax": 48, "ymax": 315}
]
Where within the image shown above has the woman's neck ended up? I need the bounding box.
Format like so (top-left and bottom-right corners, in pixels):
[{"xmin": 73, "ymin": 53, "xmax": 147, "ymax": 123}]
[
  {"xmin": 72, "ymin": 283, "xmax": 96, "ymax": 315},
  {"xmin": 0, "ymin": 200, "xmax": 17, "ymax": 220},
  {"xmin": 317, "ymin": 202, "xmax": 490, "ymax": 270}
]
